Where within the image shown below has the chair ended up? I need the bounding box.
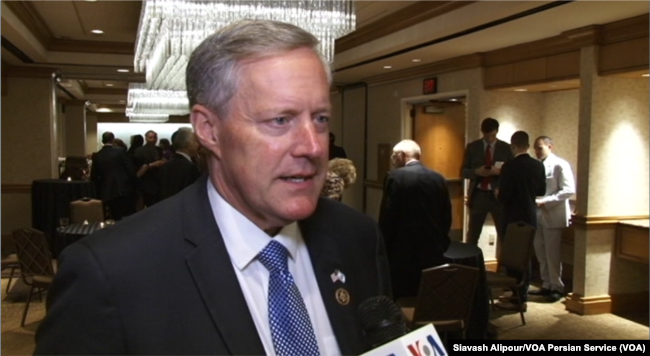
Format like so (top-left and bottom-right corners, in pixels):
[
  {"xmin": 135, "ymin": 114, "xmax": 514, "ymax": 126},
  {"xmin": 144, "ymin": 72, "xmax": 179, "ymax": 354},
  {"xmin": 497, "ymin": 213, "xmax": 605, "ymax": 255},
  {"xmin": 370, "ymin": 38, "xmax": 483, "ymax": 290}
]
[
  {"xmin": 485, "ymin": 221, "xmax": 536, "ymax": 326},
  {"xmin": 12, "ymin": 227, "xmax": 56, "ymax": 327},
  {"xmin": 70, "ymin": 198, "xmax": 105, "ymax": 223},
  {"xmin": 397, "ymin": 263, "xmax": 479, "ymax": 340},
  {"xmin": 1, "ymin": 253, "xmax": 20, "ymax": 293}
]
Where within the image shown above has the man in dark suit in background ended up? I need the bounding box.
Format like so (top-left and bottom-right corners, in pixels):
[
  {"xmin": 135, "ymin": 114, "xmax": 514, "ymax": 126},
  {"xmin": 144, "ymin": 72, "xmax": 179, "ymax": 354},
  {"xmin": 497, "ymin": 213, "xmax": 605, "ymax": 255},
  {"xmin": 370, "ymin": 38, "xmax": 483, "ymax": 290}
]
[
  {"xmin": 328, "ymin": 132, "xmax": 347, "ymax": 159},
  {"xmin": 90, "ymin": 131, "xmax": 136, "ymax": 220},
  {"xmin": 134, "ymin": 129, "xmax": 166, "ymax": 207},
  {"xmin": 496, "ymin": 130, "xmax": 546, "ymax": 312},
  {"xmin": 379, "ymin": 139, "xmax": 452, "ymax": 300},
  {"xmin": 35, "ymin": 20, "xmax": 391, "ymax": 355},
  {"xmin": 159, "ymin": 127, "xmax": 201, "ymax": 201},
  {"xmin": 461, "ymin": 117, "xmax": 513, "ymax": 257}
]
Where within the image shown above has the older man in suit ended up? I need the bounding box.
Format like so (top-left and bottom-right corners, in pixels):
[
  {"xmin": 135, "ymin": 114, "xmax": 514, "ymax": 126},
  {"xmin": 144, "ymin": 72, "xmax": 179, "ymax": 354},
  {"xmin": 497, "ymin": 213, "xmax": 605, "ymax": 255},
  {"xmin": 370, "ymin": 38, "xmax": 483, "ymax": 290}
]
[
  {"xmin": 530, "ymin": 136, "xmax": 575, "ymax": 303},
  {"xmin": 379, "ymin": 139, "xmax": 452, "ymax": 300},
  {"xmin": 496, "ymin": 130, "xmax": 546, "ymax": 311},
  {"xmin": 159, "ymin": 127, "xmax": 201, "ymax": 201},
  {"xmin": 461, "ymin": 118, "xmax": 514, "ymax": 257},
  {"xmin": 90, "ymin": 131, "xmax": 136, "ymax": 220},
  {"xmin": 35, "ymin": 20, "xmax": 391, "ymax": 355}
]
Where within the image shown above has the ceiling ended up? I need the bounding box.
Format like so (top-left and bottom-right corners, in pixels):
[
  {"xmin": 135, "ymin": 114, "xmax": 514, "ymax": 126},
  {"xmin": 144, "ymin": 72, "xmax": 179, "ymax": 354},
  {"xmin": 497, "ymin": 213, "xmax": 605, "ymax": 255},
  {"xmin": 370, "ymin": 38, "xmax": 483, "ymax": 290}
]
[{"xmin": 2, "ymin": 1, "xmax": 648, "ymax": 114}]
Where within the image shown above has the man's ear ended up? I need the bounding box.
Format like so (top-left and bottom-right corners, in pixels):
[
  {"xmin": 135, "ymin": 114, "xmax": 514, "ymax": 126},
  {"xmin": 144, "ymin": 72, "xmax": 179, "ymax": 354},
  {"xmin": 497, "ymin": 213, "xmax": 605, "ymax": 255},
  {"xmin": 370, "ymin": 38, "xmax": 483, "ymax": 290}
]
[{"xmin": 191, "ymin": 104, "xmax": 222, "ymax": 159}]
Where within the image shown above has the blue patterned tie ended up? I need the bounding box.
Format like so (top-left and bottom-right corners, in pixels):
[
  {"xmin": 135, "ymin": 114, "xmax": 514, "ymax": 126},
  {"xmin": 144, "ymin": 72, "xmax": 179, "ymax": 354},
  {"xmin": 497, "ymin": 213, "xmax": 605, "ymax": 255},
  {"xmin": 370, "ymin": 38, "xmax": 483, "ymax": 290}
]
[{"xmin": 257, "ymin": 240, "xmax": 320, "ymax": 356}]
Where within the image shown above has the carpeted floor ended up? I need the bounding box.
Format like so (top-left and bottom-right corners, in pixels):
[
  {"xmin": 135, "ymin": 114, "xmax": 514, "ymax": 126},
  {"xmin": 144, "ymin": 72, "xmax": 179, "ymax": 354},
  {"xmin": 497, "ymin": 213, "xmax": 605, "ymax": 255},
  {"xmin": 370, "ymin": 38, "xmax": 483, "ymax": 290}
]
[{"xmin": 1, "ymin": 277, "xmax": 648, "ymax": 355}]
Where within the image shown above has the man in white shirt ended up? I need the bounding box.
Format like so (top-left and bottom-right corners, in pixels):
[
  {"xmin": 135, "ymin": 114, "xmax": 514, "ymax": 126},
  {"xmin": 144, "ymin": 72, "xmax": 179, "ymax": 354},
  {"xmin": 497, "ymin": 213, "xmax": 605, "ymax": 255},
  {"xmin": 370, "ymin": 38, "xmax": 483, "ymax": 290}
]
[{"xmin": 530, "ymin": 136, "xmax": 576, "ymax": 303}]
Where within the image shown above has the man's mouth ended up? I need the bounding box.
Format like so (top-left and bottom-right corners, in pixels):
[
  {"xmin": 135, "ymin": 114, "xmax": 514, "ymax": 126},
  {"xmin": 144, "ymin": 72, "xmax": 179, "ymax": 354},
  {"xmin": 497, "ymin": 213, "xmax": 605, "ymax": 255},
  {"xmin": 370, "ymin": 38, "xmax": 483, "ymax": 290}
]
[{"xmin": 281, "ymin": 176, "xmax": 310, "ymax": 183}]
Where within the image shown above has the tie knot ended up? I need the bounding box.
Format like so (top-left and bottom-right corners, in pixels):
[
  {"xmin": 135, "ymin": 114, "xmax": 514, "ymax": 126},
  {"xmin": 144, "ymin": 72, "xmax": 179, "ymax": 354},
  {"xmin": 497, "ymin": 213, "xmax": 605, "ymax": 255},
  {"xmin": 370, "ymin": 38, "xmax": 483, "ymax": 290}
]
[{"xmin": 258, "ymin": 240, "xmax": 289, "ymax": 274}]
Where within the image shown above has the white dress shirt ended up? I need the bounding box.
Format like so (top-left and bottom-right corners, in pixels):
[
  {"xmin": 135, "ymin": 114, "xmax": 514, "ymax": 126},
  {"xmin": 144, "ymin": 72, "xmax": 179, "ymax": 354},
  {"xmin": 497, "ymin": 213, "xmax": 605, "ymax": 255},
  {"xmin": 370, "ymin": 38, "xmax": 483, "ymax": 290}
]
[{"xmin": 207, "ymin": 180, "xmax": 341, "ymax": 356}]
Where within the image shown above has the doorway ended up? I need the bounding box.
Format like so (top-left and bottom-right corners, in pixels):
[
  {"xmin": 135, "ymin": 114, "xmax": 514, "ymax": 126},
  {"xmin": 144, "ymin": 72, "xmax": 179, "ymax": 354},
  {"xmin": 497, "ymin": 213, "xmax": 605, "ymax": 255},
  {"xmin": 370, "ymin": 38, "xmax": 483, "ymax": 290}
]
[{"xmin": 401, "ymin": 92, "xmax": 468, "ymax": 241}]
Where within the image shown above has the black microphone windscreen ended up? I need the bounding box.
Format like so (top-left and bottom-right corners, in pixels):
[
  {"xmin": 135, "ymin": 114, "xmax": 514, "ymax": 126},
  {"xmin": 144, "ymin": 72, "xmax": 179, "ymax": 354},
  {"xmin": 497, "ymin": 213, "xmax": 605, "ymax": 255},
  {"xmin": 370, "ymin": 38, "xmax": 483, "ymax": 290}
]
[{"xmin": 358, "ymin": 296, "xmax": 408, "ymax": 348}]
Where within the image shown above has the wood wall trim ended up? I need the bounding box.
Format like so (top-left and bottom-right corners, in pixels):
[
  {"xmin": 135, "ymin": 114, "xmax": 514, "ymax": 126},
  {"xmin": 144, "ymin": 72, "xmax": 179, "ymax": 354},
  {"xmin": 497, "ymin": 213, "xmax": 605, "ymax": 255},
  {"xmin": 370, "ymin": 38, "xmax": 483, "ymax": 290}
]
[
  {"xmin": 571, "ymin": 214, "xmax": 650, "ymax": 227},
  {"xmin": 335, "ymin": 1, "xmax": 475, "ymax": 54},
  {"xmin": 601, "ymin": 13, "xmax": 649, "ymax": 45},
  {"xmin": 2, "ymin": 184, "xmax": 32, "ymax": 194},
  {"xmin": 364, "ymin": 180, "xmax": 383, "ymax": 191},
  {"xmin": 611, "ymin": 291, "xmax": 650, "ymax": 314},
  {"xmin": 484, "ymin": 33, "xmax": 588, "ymax": 68},
  {"xmin": 365, "ymin": 53, "xmax": 483, "ymax": 86},
  {"xmin": 565, "ymin": 293, "xmax": 612, "ymax": 315},
  {"xmin": 2, "ymin": 65, "xmax": 58, "ymax": 78},
  {"xmin": 49, "ymin": 39, "xmax": 134, "ymax": 55}
]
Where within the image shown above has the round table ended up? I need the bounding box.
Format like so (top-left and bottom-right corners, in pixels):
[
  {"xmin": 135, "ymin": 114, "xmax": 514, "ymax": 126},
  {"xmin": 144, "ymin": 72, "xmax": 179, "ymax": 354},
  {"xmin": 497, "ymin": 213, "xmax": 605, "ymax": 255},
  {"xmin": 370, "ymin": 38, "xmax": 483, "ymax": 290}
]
[{"xmin": 31, "ymin": 179, "xmax": 96, "ymax": 256}]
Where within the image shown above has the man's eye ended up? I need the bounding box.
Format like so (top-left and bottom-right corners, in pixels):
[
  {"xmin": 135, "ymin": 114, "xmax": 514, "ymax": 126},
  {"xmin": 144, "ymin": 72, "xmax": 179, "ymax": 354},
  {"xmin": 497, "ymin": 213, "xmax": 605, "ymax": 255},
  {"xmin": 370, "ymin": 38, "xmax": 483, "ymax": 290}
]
[
  {"xmin": 273, "ymin": 117, "xmax": 289, "ymax": 125},
  {"xmin": 316, "ymin": 115, "xmax": 329, "ymax": 123}
]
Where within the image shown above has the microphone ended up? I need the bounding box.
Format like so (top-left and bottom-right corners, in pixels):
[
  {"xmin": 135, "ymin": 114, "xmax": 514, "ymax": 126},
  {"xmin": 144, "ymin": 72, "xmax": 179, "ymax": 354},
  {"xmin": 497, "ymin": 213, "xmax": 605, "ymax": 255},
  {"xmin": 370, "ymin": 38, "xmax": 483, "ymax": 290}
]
[
  {"xmin": 359, "ymin": 296, "xmax": 447, "ymax": 356},
  {"xmin": 358, "ymin": 296, "xmax": 408, "ymax": 348}
]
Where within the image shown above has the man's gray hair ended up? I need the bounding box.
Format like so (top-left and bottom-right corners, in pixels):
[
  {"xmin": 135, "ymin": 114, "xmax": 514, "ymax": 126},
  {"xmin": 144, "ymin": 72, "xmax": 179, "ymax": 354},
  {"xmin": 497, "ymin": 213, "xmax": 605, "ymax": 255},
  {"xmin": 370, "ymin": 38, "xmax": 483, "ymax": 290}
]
[
  {"xmin": 172, "ymin": 127, "xmax": 195, "ymax": 150},
  {"xmin": 393, "ymin": 139, "xmax": 421, "ymax": 159},
  {"xmin": 186, "ymin": 19, "xmax": 331, "ymax": 119}
]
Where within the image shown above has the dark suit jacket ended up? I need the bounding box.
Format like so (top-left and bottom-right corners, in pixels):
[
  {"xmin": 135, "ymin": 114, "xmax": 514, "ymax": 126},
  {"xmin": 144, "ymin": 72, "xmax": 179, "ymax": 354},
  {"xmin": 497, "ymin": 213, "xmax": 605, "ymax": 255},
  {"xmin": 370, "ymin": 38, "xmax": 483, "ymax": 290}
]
[
  {"xmin": 329, "ymin": 144, "xmax": 347, "ymax": 160},
  {"xmin": 460, "ymin": 138, "xmax": 513, "ymax": 205},
  {"xmin": 158, "ymin": 153, "xmax": 201, "ymax": 201},
  {"xmin": 90, "ymin": 145, "xmax": 135, "ymax": 201},
  {"xmin": 134, "ymin": 144, "xmax": 163, "ymax": 196},
  {"xmin": 34, "ymin": 175, "xmax": 391, "ymax": 355},
  {"xmin": 378, "ymin": 161, "xmax": 452, "ymax": 299},
  {"xmin": 498, "ymin": 153, "xmax": 546, "ymax": 231}
]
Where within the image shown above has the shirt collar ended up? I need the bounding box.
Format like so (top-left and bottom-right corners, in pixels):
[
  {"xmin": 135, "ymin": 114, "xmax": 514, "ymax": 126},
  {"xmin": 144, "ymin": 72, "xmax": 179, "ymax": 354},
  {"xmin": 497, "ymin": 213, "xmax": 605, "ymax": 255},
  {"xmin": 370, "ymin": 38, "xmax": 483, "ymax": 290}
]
[{"xmin": 206, "ymin": 180, "xmax": 300, "ymax": 271}]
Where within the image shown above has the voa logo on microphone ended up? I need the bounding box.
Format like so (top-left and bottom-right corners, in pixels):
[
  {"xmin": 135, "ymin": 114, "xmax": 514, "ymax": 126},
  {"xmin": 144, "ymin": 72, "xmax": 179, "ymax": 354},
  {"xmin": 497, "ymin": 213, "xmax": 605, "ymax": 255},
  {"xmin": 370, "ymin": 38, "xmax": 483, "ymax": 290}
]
[{"xmin": 405, "ymin": 334, "xmax": 446, "ymax": 356}]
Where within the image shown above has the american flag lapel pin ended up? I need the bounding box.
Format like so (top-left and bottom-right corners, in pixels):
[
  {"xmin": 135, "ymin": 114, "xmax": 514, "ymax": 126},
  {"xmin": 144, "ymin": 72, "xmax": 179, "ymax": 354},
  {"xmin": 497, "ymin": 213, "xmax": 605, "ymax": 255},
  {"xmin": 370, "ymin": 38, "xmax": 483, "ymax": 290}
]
[{"xmin": 330, "ymin": 269, "xmax": 346, "ymax": 284}]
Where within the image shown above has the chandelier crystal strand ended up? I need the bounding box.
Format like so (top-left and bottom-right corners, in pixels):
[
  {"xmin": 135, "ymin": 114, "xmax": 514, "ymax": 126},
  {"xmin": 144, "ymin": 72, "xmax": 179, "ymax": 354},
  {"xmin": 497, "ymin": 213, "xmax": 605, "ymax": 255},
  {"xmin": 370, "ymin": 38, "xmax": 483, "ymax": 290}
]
[{"xmin": 129, "ymin": 0, "xmax": 355, "ymax": 117}]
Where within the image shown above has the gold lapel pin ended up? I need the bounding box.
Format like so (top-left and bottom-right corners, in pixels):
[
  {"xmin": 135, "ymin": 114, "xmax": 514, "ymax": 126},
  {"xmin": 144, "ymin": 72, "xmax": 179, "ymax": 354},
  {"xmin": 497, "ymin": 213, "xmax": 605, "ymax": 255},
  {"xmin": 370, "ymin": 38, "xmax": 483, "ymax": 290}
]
[{"xmin": 335, "ymin": 288, "xmax": 350, "ymax": 306}]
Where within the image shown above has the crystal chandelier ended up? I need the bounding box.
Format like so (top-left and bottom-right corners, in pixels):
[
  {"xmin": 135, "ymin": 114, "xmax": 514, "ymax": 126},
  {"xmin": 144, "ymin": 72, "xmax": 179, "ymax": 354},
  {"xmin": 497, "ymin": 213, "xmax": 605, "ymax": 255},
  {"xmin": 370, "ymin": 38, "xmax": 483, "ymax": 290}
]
[
  {"xmin": 126, "ymin": 83, "xmax": 189, "ymax": 122},
  {"xmin": 134, "ymin": 0, "xmax": 356, "ymax": 92}
]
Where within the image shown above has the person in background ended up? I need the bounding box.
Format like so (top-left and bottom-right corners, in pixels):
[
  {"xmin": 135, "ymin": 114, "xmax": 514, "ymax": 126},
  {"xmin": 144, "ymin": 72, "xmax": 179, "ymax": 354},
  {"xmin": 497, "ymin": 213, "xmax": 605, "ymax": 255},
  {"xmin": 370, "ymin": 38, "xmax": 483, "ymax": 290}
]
[
  {"xmin": 328, "ymin": 132, "xmax": 347, "ymax": 159},
  {"xmin": 530, "ymin": 136, "xmax": 575, "ymax": 303},
  {"xmin": 34, "ymin": 19, "xmax": 390, "ymax": 355},
  {"xmin": 461, "ymin": 117, "xmax": 513, "ymax": 262},
  {"xmin": 134, "ymin": 130, "xmax": 166, "ymax": 207},
  {"xmin": 90, "ymin": 132, "xmax": 136, "ymax": 220},
  {"xmin": 495, "ymin": 130, "xmax": 546, "ymax": 312},
  {"xmin": 159, "ymin": 138, "xmax": 174, "ymax": 160},
  {"xmin": 113, "ymin": 138, "xmax": 128, "ymax": 151},
  {"xmin": 158, "ymin": 127, "xmax": 201, "ymax": 201},
  {"xmin": 320, "ymin": 158, "xmax": 357, "ymax": 201},
  {"xmin": 379, "ymin": 139, "xmax": 452, "ymax": 300}
]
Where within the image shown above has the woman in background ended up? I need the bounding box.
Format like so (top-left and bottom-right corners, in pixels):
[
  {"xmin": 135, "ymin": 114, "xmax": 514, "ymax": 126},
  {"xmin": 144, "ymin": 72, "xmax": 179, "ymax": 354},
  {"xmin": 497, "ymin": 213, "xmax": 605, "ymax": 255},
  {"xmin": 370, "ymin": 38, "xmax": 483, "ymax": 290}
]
[{"xmin": 321, "ymin": 158, "xmax": 357, "ymax": 201}]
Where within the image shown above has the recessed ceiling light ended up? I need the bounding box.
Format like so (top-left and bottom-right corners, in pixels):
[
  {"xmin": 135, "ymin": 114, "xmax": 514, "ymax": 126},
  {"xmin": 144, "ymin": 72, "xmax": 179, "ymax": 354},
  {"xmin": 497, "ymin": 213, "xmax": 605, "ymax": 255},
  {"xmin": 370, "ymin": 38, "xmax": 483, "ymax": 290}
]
[
  {"xmin": 514, "ymin": 88, "xmax": 528, "ymax": 92},
  {"xmin": 117, "ymin": 69, "xmax": 130, "ymax": 73},
  {"xmin": 91, "ymin": 29, "xmax": 104, "ymax": 34},
  {"xmin": 411, "ymin": 59, "xmax": 422, "ymax": 63},
  {"xmin": 450, "ymin": 98, "xmax": 457, "ymax": 101},
  {"xmin": 105, "ymin": 83, "xmax": 114, "ymax": 87},
  {"xmin": 96, "ymin": 108, "xmax": 112, "ymax": 113},
  {"xmin": 383, "ymin": 65, "xmax": 392, "ymax": 69},
  {"xmin": 643, "ymin": 74, "xmax": 649, "ymax": 77}
]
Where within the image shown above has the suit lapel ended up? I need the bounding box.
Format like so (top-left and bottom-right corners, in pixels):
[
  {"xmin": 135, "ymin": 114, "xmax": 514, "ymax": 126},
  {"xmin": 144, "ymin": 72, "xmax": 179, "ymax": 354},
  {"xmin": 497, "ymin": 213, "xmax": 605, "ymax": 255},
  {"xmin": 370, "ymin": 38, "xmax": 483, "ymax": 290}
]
[
  {"xmin": 181, "ymin": 176, "xmax": 265, "ymax": 355},
  {"xmin": 300, "ymin": 206, "xmax": 367, "ymax": 355}
]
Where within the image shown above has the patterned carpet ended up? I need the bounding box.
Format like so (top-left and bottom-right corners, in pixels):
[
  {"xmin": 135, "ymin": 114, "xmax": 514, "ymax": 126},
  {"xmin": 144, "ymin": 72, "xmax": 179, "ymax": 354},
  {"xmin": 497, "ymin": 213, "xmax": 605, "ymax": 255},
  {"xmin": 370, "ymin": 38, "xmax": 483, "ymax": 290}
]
[{"xmin": 1, "ymin": 278, "xmax": 45, "ymax": 356}]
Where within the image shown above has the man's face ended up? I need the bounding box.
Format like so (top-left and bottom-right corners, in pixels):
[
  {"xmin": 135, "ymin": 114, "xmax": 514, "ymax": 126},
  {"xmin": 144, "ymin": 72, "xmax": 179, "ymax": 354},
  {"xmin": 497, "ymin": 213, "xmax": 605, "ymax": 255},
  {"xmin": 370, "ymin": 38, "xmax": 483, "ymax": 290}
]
[
  {"xmin": 206, "ymin": 48, "xmax": 330, "ymax": 233},
  {"xmin": 482, "ymin": 130, "xmax": 498, "ymax": 144},
  {"xmin": 146, "ymin": 132, "xmax": 158, "ymax": 145},
  {"xmin": 534, "ymin": 139, "xmax": 552, "ymax": 160}
]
